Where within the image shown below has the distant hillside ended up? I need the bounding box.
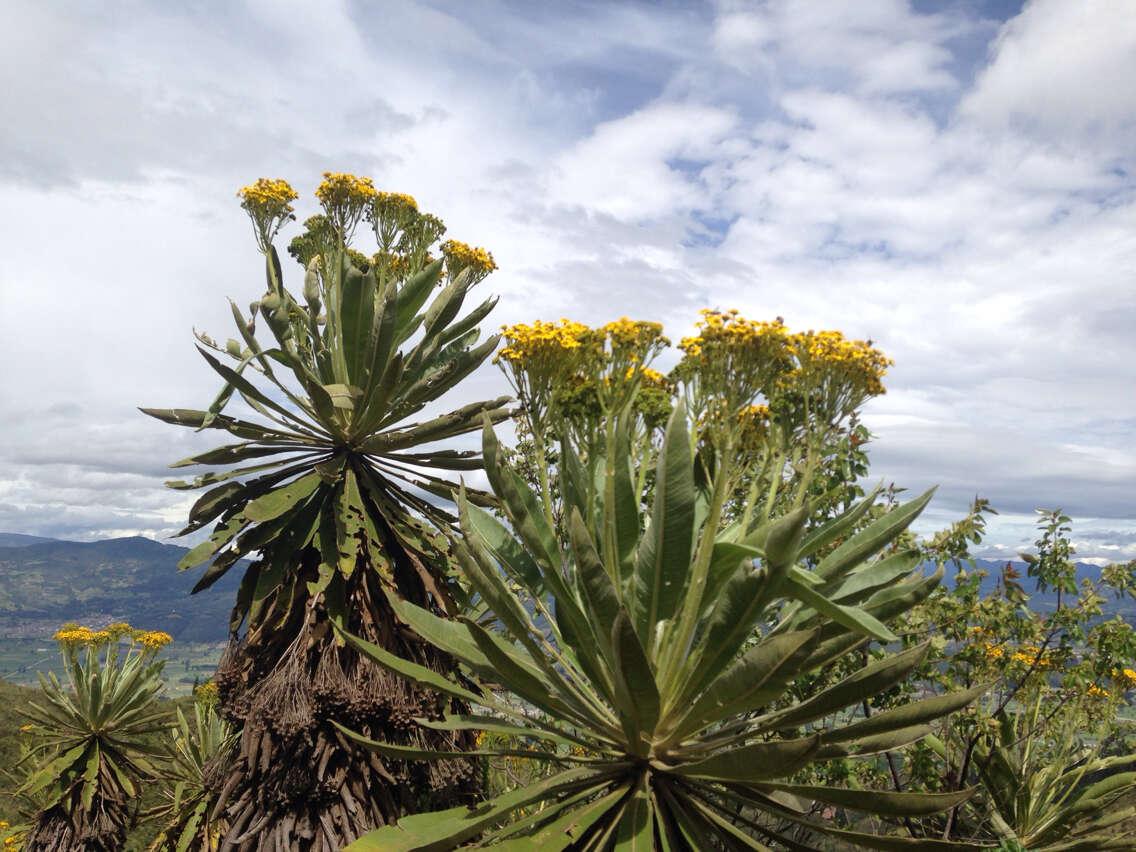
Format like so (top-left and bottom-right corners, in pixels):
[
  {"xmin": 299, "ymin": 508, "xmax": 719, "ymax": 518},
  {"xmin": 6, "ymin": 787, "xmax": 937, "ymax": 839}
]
[
  {"xmin": 0, "ymin": 532, "xmax": 63, "ymax": 547},
  {"xmin": 946, "ymin": 558, "xmax": 1136, "ymax": 620},
  {"xmin": 0, "ymin": 535, "xmax": 243, "ymax": 642}
]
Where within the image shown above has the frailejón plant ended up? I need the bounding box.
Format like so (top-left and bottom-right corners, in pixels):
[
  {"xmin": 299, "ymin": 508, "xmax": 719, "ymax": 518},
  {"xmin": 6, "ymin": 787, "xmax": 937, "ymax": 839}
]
[{"xmin": 338, "ymin": 404, "xmax": 990, "ymax": 850}]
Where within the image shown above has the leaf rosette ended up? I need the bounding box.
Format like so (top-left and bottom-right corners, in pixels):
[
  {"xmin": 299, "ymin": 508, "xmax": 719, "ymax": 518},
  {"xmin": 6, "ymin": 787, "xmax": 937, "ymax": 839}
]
[{"xmin": 339, "ymin": 402, "xmax": 991, "ymax": 850}]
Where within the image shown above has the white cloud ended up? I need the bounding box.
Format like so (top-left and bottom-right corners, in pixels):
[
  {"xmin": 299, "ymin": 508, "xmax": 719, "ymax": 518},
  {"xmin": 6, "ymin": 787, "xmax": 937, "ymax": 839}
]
[
  {"xmin": 961, "ymin": 0, "xmax": 1136, "ymax": 138},
  {"xmin": 0, "ymin": 0, "xmax": 1133, "ymax": 563}
]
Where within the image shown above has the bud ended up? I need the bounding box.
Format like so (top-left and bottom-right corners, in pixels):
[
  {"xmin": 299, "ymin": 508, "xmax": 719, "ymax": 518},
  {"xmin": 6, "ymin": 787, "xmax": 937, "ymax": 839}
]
[
  {"xmin": 764, "ymin": 505, "xmax": 809, "ymax": 570},
  {"xmin": 304, "ymin": 257, "xmax": 322, "ymax": 307}
]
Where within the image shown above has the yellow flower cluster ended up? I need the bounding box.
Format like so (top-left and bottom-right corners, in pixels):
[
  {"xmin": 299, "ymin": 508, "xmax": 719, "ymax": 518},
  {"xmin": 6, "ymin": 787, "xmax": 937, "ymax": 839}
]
[
  {"xmin": 0, "ymin": 821, "xmax": 21, "ymax": 850},
  {"xmin": 53, "ymin": 625, "xmax": 99, "ymax": 647},
  {"xmin": 496, "ymin": 320, "xmax": 599, "ymax": 417},
  {"xmin": 1113, "ymin": 668, "xmax": 1136, "ymax": 689},
  {"xmin": 238, "ymin": 177, "xmax": 297, "ymax": 210},
  {"xmin": 52, "ymin": 622, "xmax": 171, "ymax": 651},
  {"xmin": 978, "ymin": 641, "xmax": 1005, "ymax": 660},
  {"xmin": 194, "ymin": 680, "xmax": 220, "ymax": 706},
  {"xmin": 678, "ymin": 310, "xmax": 793, "ymax": 422},
  {"xmin": 316, "ymin": 171, "xmax": 378, "ymax": 238},
  {"xmin": 792, "ymin": 329, "xmax": 893, "ymax": 398},
  {"xmin": 375, "ymin": 191, "xmax": 418, "ymax": 212},
  {"xmin": 603, "ymin": 318, "xmax": 668, "ymax": 352},
  {"xmin": 1087, "ymin": 684, "xmax": 1110, "ymax": 701},
  {"xmin": 441, "ymin": 239, "xmax": 498, "ymax": 278},
  {"xmin": 315, "ymin": 171, "xmax": 377, "ymax": 206},
  {"xmin": 1010, "ymin": 645, "xmax": 1056, "ymax": 668},
  {"xmin": 633, "ymin": 366, "xmax": 672, "ymax": 391},
  {"xmin": 679, "ymin": 309, "xmax": 790, "ymax": 362},
  {"xmin": 136, "ymin": 630, "xmax": 173, "ymax": 650},
  {"xmin": 237, "ymin": 178, "xmax": 298, "ymax": 251},
  {"xmin": 497, "ymin": 319, "xmax": 596, "ymax": 366}
]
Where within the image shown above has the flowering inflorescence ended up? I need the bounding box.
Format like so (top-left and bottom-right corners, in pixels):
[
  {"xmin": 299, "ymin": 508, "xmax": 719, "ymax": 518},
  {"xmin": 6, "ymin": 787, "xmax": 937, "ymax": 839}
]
[
  {"xmin": 52, "ymin": 622, "xmax": 172, "ymax": 653},
  {"xmin": 1113, "ymin": 667, "xmax": 1136, "ymax": 690},
  {"xmin": 0, "ymin": 821, "xmax": 22, "ymax": 850},
  {"xmin": 238, "ymin": 178, "xmax": 298, "ymax": 252},
  {"xmin": 194, "ymin": 679, "xmax": 221, "ymax": 706},
  {"xmin": 791, "ymin": 328, "xmax": 893, "ymax": 403},
  {"xmin": 315, "ymin": 171, "xmax": 378, "ymax": 240},
  {"xmin": 441, "ymin": 239, "xmax": 498, "ymax": 284}
]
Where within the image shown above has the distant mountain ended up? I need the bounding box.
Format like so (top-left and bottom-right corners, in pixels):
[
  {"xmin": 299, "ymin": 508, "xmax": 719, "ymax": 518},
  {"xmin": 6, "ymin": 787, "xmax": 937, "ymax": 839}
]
[
  {"xmin": 0, "ymin": 535, "xmax": 243, "ymax": 642},
  {"xmin": 0, "ymin": 533, "xmax": 64, "ymax": 548},
  {"xmin": 945, "ymin": 558, "xmax": 1136, "ymax": 620}
]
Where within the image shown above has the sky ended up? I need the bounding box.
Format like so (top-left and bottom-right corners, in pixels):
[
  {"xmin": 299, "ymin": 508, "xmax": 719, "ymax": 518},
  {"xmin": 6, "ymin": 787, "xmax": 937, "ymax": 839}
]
[{"xmin": 0, "ymin": 0, "xmax": 1133, "ymax": 565}]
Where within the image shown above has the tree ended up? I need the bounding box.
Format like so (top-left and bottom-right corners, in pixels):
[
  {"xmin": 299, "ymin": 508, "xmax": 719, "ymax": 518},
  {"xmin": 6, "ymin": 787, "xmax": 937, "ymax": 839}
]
[{"xmin": 143, "ymin": 174, "xmax": 508, "ymax": 849}]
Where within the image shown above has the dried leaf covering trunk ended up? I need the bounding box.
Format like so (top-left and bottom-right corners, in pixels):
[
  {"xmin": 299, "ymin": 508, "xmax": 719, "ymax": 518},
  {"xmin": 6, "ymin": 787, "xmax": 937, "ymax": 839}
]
[
  {"xmin": 24, "ymin": 800, "xmax": 131, "ymax": 852},
  {"xmin": 205, "ymin": 550, "xmax": 476, "ymax": 851}
]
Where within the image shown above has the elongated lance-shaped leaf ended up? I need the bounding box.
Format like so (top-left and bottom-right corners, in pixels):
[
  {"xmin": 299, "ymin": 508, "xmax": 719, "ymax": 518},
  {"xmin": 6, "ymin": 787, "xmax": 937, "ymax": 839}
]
[
  {"xmin": 754, "ymin": 642, "xmax": 931, "ymax": 734},
  {"xmin": 392, "ymin": 259, "xmax": 444, "ymax": 345},
  {"xmin": 605, "ymin": 406, "xmax": 640, "ymax": 588},
  {"xmin": 673, "ymin": 734, "xmax": 822, "ymax": 781},
  {"xmin": 824, "ymin": 682, "xmax": 989, "ymax": 745},
  {"xmin": 815, "ymin": 487, "xmax": 935, "ymax": 581},
  {"xmin": 823, "ymin": 548, "xmax": 923, "ymax": 605},
  {"xmin": 783, "ymin": 573, "xmax": 899, "ymax": 642},
  {"xmin": 480, "ymin": 417, "xmax": 560, "ymax": 567},
  {"xmin": 610, "ymin": 609, "xmax": 660, "ymax": 754},
  {"xmin": 348, "ymin": 766, "xmax": 617, "ymax": 852},
  {"xmin": 338, "ymin": 263, "xmax": 377, "ymax": 389},
  {"xmin": 194, "ymin": 345, "xmax": 323, "ymax": 435},
  {"xmin": 665, "ymin": 629, "xmax": 818, "ymax": 743},
  {"xmin": 570, "ymin": 508, "xmax": 622, "ymax": 672},
  {"xmin": 755, "ymin": 781, "xmax": 978, "ymax": 818},
  {"xmin": 796, "ymin": 482, "xmax": 882, "ymax": 562},
  {"xmin": 632, "ymin": 401, "xmax": 695, "ymax": 650},
  {"xmin": 490, "ymin": 787, "xmax": 627, "ymax": 851},
  {"xmin": 461, "ymin": 498, "xmax": 545, "ymax": 593}
]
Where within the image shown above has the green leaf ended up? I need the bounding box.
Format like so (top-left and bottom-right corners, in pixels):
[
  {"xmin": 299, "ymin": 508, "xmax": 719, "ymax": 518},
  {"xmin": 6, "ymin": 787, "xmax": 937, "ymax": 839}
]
[
  {"xmin": 614, "ymin": 774, "xmax": 654, "ymax": 852},
  {"xmin": 633, "ymin": 403, "xmax": 695, "ymax": 646},
  {"xmin": 815, "ymin": 487, "xmax": 935, "ymax": 581},
  {"xmin": 757, "ymin": 642, "xmax": 930, "ymax": 733},
  {"xmin": 756, "ymin": 782, "xmax": 976, "ymax": 817},
  {"xmin": 347, "ymin": 767, "xmax": 611, "ymax": 852},
  {"xmin": 825, "ymin": 683, "xmax": 989, "ymax": 744},
  {"xmin": 783, "ymin": 574, "xmax": 899, "ymax": 642},
  {"xmin": 671, "ymin": 629, "xmax": 818, "ymax": 741},
  {"xmin": 243, "ymin": 471, "xmax": 322, "ymax": 522},
  {"xmin": 797, "ymin": 483, "xmax": 882, "ymax": 561},
  {"xmin": 675, "ymin": 734, "xmax": 822, "ymax": 781},
  {"xmin": 481, "ymin": 417, "xmax": 559, "ymax": 569},
  {"xmin": 611, "ymin": 609, "xmax": 660, "ymax": 750}
]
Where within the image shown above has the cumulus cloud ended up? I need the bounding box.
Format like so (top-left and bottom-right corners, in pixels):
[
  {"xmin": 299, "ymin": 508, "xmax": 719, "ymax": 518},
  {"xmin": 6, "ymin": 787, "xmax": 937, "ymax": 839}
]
[{"xmin": 0, "ymin": 0, "xmax": 1133, "ymax": 563}]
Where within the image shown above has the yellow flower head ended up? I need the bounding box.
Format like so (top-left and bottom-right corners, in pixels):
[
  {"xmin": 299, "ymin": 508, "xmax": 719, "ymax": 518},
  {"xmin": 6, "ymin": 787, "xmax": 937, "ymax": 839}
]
[
  {"xmin": 496, "ymin": 319, "xmax": 600, "ymax": 416},
  {"xmin": 53, "ymin": 625, "xmax": 96, "ymax": 647},
  {"xmin": 315, "ymin": 172, "xmax": 378, "ymax": 240},
  {"xmin": 677, "ymin": 310, "xmax": 793, "ymax": 431},
  {"xmin": 1086, "ymin": 683, "xmax": 1110, "ymax": 701},
  {"xmin": 1112, "ymin": 667, "xmax": 1136, "ymax": 689},
  {"xmin": 790, "ymin": 329, "xmax": 893, "ymax": 405},
  {"xmin": 441, "ymin": 239, "xmax": 498, "ymax": 284},
  {"xmin": 134, "ymin": 630, "xmax": 174, "ymax": 651},
  {"xmin": 238, "ymin": 178, "xmax": 298, "ymax": 252},
  {"xmin": 194, "ymin": 680, "xmax": 220, "ymax": 706}
]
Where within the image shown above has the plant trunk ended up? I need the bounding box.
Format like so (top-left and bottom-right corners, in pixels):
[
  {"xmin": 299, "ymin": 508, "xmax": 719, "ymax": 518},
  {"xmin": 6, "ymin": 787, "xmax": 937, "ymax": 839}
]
[
  {"xmin": 201, "ymin": 549, "xmax": 477, "ymax": 851},
  {"xmin": 25, "ymin": 799, "xmax": 130, "ymax": 852}
]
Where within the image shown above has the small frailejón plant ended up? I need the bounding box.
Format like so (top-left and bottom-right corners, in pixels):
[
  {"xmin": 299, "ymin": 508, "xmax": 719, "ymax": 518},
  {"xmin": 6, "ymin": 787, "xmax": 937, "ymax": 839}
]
[
  {"xmin": 18, "ymin": 624, "xmax": 171, "ymax": 852},
  {"xmin": 149, "ymin": 682, "xmax": 239, "ymax": 851},
  {"xmin": 338, "ymin": 398, "xmax": 990, "ymax": 850},
  {"xmin": 143, "ymin": 174, "xmax": 508, "ymax": 849}
]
